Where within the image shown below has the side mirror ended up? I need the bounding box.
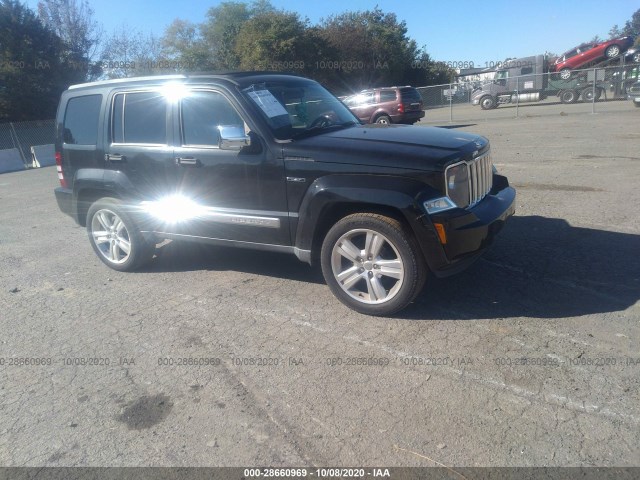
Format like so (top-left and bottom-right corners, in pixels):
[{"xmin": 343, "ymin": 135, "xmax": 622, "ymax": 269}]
[{"xmin": 218, "ymin": 125, "xmax": 251, "ymax": 150}]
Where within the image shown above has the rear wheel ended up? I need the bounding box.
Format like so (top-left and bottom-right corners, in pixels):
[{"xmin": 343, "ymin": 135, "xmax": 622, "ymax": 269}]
[
  {"xmin": 87, "ymin": 197, "xmax": 155, "ymax": 272},
  {"xmin": 605, "ymin": 45, "xmax": 621, "ymax": 58},
  {"xmin": 559, "ymin": 68, "xmax": 572, "ymax": 80},
  {"xmin": 320, "ymin": 213, "xmax": 427, "ymax": 316},
  {"xmin": 560, "ymin": 89, "xmax": 579, "ymax": 104},
  {"xmin": 374, "ymin": 114, "xmax": 392, "ymax": 125},
  {"xmin": 581, "ymin": 87, "xmax": 602, "ymax": 102}
]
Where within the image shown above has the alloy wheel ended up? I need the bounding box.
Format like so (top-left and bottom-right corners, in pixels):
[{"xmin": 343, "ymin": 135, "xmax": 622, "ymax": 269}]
[
  {"xmin": 91, "ymin": 208, "xmax": 132, "ymax": 264},
  {"xmin": 330, "ymin": 228, "xmax": 404, "ymax": 304}
]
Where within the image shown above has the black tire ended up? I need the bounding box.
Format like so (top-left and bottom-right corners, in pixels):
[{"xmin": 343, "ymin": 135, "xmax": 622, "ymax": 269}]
[
  {"xmin": 605, "ymin": 44, "xmax": 621, "ymax": 58},
  {"xmin": 559, "ymin": 68, "xmax": 572, "ymax": 80},
  {"xmin": 86, "ymin": 197, "xmax": 155, "ymax": 272},
  {"xmin": 581, "ymin": 87, "xmax": 601, "ymax": 102},
  {"xmin": 633, "ymin": 52, "xmax": 640, "ymax": 63},
  {"xmin": 374, "ymin": 114, "xmax": 392, "ymax": 125},
  {"xmin": 479, "ymin": 95, "xmax": 496, "ymax": 110},
  {"xmin": 320, "ymin": 213, "xmax": 427, "ymax": 316},
  {"xmin": 560, "ymin": 89, "xmax": 578, "ymax": 104}
]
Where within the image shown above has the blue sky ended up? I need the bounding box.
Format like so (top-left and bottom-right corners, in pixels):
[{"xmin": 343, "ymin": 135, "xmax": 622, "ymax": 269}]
[{"xmin": 25, "ymin": 0, "xmax": 638, "ymax": 65}]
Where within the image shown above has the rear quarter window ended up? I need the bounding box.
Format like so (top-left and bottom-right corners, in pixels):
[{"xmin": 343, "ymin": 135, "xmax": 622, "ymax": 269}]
[
  {"xmin": 399, "ymin": 88, "xmax": 422, "ymax": 103},
  {"xmin": 379, "ymin": 90, "xmax": 397, "ymax": 102},
  {"xmin": 63, "ymin": 94, "xmax": 102, "ymax": 145}
]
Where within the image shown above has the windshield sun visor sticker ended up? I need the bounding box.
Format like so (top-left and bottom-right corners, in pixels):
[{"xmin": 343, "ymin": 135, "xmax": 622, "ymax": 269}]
[{"xmin": 245, "ymin": 89, "xmax": 288, "ymax": 118}]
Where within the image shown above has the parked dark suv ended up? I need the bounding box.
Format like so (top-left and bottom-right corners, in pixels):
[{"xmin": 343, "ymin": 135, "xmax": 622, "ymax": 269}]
[
  {"xmin": 54, "ymin": 73, "xmax": 515, "ymax": 315},
  {"xmin": 343, "ymin": 86, "xmax": 425, "ymax": 124}
]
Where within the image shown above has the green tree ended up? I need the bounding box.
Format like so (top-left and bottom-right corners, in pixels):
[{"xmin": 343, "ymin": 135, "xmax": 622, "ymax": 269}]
[
  {"xmin": 621, "ymin": 8, "xmax": 640, "ymax": 37},
  {"xmin": 159, "ymin": 2, "xmax": 448, "ymax": 91},
  {"xmin": 37, "ymin": 0, "xmax": 102, "ymax": 81},
  {"xmin": 235, "ymin": 11, "xmax": 333, "ymax": 74},
  {"xmin": 623, "ymin": 9, "xmax": 640, "ymax": 46},
  {"xmin": 100, "ymin": 25, "xmax": 163, "ymax": 78},
  {"xmin": 318, "ymin": 8, "xmax": 439, "ymax": 92},
  {"xmin": 608, "ymin": 24, "xmax": 623, "ymax": 39},
  {"xmin": 0, "ymin": 0, "xmax": 73, "ymax": 120},
  {"xmin": 200, "ymin": 1, "xmax": 275, "ymax": 69},
  {"xmin": 609, "ymin": 9, "xmax": 640, "ymax": 46},
  {"xmin": 161, "ymin": 19, "xmax": 210, "ymax": 71}
]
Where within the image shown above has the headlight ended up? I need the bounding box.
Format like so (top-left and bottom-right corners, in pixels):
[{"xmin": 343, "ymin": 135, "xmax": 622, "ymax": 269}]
[{"xmin": 445, "ymin": 162, "xmax": 470, "ymax": 208}]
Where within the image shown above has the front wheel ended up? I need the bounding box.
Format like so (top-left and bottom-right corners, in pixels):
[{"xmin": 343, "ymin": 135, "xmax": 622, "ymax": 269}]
[
  {"xmin": 320, "ymin": 213, "xmax": 427, "ymax": 316},
  {"xmin": 86, "ymin": 197, "xmax": 155, "ymax": 272},
  {"xmin": 479, "ymin": 96, "xmax": 496, "ymax": 110}
]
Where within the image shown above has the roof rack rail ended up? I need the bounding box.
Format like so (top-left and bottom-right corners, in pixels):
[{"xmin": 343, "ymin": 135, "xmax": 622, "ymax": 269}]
[{"xmin": 68, "ymin": 74, "xmax": 188, "ymax": 90}]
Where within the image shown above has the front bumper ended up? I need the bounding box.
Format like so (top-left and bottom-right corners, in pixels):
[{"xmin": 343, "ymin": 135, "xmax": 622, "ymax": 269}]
[{"xmin": 414, "ymin": 175, "xmax": 516, "ymax": 277}]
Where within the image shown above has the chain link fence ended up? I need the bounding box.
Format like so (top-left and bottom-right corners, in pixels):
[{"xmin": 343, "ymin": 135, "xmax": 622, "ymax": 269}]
[
  {"xmin": 2, "ymin": 62, "xmax": 639, "ymax": 170},
  {"xmin": 0, "ymin": 119, "xmax": 55, "ymax": 170},
  {"xmin": 416, "ymin": 62, "xmax": 640, "ymax": 124}
]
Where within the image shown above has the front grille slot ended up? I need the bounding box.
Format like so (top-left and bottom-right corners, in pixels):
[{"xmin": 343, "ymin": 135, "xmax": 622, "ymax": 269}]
[{"xmin": 468, "ymin": 153, "xmax": 492, "ymax": 207}]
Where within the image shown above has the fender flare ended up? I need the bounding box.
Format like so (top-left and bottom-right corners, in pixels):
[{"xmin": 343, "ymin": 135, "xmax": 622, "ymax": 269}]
[
  {"xmin": 72, "ymin": 169, "xmax": 140, "ymax": 224},
  {"xmin": 294, "ymin": 174, "xmax": 441, "ymax": 255},
  {"xmin": 370, "ymin": 109, "xmax": 392, "ymax": 123}
]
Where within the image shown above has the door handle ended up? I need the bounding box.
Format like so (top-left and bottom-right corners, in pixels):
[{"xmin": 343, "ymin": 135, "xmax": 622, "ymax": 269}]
[
  {"xmin": 105, "ymin": 153, "xmax": 125, "ymax": 162},
  {"xmin": 176, "ymin": 157, "xmax": 200, "ymax": 166}
]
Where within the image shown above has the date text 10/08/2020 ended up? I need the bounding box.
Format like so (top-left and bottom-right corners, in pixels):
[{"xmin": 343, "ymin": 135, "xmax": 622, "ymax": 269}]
[{"xmin": 243, "ymin": 468, "xmax": 391, "ymax": 478}]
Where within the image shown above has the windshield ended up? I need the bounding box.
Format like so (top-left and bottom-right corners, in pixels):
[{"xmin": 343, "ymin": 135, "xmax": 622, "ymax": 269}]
[
  {"xmin": 241, "ymin": 79, "xmax": 359, "ymax": 140},
  {"xmin": 494, "ymin": 70, "xmax": 508, "ymax": 81}
]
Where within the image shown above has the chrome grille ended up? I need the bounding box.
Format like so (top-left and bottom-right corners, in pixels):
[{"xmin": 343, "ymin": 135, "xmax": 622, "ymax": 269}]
[{"xmin": 468, "ymin": 153, "xmax": 492, "ymax": 207}]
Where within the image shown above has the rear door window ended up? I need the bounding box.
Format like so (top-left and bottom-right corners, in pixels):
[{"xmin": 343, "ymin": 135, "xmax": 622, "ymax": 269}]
[
  {"xmin": 112, "ymin": 91, "xmax": 167, "ymax": 144},
  {"xmin": 63, "ymin": 94, "xmax": 102, "ymax": 145},
  {"xmin": 348, "ymin": 92, "xmax": 375, "ymax": 106}
]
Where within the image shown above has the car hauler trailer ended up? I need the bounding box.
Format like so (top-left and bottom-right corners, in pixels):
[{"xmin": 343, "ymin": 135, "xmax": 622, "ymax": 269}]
[{"xmin": 471, "ymin": 54, "xmax": 639, "ymax": 109}]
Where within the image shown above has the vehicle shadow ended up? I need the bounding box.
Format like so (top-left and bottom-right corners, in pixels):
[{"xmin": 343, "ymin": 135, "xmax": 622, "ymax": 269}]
[
  {"xmin": 141, "ymin": 215, "xmax": 640, "ymax": 320},
  {"xmin": 142, "ymin": 240, "xmax": 325, "ymax": 285},
  {"xmin": 402, "ymin": 215, "xmax": 640, "ymax": 320}
]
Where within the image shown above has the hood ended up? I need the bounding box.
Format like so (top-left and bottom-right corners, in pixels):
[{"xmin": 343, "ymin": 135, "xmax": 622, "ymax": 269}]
[{"xmin": 283, "ymin": 124, "xmax": 487, "ymax": 171}]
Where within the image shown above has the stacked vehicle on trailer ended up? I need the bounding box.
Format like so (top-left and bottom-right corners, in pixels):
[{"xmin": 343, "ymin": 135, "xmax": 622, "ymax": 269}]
[{"xmin": 471, "ymin": 36, "xmax": 639, "ymax": 109}]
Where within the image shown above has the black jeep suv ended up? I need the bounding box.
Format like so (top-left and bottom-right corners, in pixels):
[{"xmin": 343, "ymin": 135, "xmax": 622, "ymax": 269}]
[{"xmin": 54, "ymin": 73, "xmax": 515, "ymax": 315}]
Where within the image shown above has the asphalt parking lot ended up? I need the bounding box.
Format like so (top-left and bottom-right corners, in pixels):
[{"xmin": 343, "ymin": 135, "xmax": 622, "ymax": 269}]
[{"xmin": 0, "ymin": 100, "xmax": 639, "ymax": 468}]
